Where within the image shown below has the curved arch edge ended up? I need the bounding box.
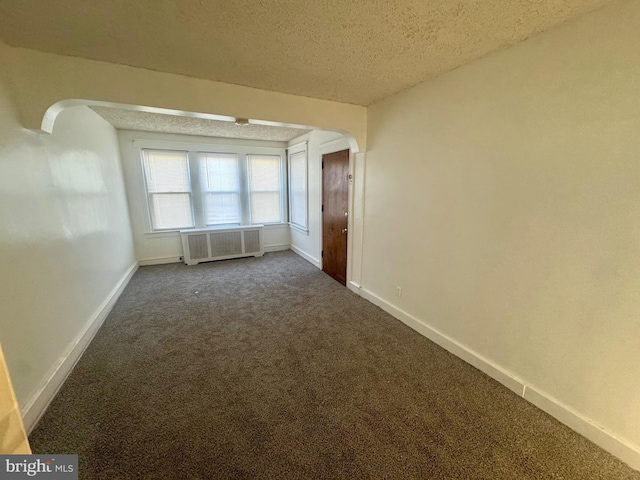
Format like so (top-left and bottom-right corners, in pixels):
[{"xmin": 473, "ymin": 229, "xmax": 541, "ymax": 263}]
[{"xmin": 37, "ymin": 99, "xmax": 361, "ymax": 152}]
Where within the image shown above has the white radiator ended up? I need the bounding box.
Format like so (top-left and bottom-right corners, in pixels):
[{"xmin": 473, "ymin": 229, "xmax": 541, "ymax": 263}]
[{"xmin": 180, "ymin": 225, "xmax": 264, "ymax": 265}]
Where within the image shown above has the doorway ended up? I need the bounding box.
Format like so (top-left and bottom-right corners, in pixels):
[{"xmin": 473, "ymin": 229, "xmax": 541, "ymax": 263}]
[{"xmin": 322, "ymin": 149, "xmax": 349, "ymax": 285}]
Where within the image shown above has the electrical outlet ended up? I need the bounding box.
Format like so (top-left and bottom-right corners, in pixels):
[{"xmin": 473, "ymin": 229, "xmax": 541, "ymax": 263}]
[{"xmin": 396, "ymin": 286, "xmax": 402, "ymax": 297}]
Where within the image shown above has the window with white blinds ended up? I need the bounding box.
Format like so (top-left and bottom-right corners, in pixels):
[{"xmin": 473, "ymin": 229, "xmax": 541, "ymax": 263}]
[
  {"xmin": 248, "ymin": 155, "xmax": 283, "ymax": 224},
  {"xmin": 199, "ymin": 153, "xmax": 242, "ymax": 225},
  {"xmin": 288, "ymin": 148, "xmax": 307, "ymax": 230},
  {"xmin": 142, "ymin": 149, "xmax": 194, "ymax": 230},
  {"xmin": 141, "ymin": 145, "xmax": 285, "ymax": 232}
]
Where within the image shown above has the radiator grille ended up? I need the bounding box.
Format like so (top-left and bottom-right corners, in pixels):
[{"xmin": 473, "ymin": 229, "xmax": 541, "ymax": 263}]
[
  {"xmin": 210, "ymin": 231, "xmax": 242, "ymax": 257},
  {"xmin": 188, "ymin": 234, "xmax": 209, "ymax": 259},
  {"xmin": 244, "ymin": 230, "xmax": 261, "ymax": 253},
  {"xmin": 181, "ymin": 226, "xmax": 264, "ymax": 265}
]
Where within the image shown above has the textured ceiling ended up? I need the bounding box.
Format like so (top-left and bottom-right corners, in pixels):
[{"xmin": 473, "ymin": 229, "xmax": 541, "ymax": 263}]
[
  {"xmin": 0, "ymin": 0, "xmax": 614, "ymax": 106},
  {"xmin": 90, "ymin": 107, "xmax": 310, "ymax": 142}
]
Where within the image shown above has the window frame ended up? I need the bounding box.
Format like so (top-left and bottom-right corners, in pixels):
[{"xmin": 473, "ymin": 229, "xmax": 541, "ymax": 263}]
[
  {"xmin": 199, "ymin": 152, "xmax": 243, "ymax": 227},
  {"xmin": 141, "ymin": 148, "xmax": 195, "ymax": 232},
  {"xmin": 248, "ymin": 153, "xmax": 286, "ymax": 225},
  {"xmin": 136, "ymin": 140, "xmax": 287, "ymax": 233},
  {"xmin": 287, "ymin": 142, "xmax": 308, "ymax": 233}
]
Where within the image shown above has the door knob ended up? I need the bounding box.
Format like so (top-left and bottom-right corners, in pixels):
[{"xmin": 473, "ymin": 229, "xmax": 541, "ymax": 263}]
[{"xmin": 342, "ymin": 228, "xmax": 348, "ymax": 234}]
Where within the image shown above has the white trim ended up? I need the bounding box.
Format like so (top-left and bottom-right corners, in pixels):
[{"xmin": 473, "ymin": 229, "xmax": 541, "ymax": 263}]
[
  {"xmin": 148, "ymin": 223, "xmax": 289, "ymax": 235},
  {"xmin": 348, "ymin": 281, "xmax": 361, "ymax": 294},
  {"xmin": 319, "ymin": 138, "xmax": 350, "ymax": 155},
  {"xmin": 180, "ymin": 224, "xmax": 264, "ymax": 234},
  {"xmin": 262, "ymin": 223, "xmax": 289, "ymax": 230},
  {"xmin": 286, "ymin": 141, "xmax": 308, "ymax": 153},
  {"xmin": 21, "ymin": 262, "xmax": 139, "ymax": 433},
  {"xmin": 346, "ymin": 150, "xmax": 356, "ymax": 286},
  {"xmin": 290, "ymin": 245, "xmax": 320, "ymax": 268},
  {"xmin": 264, "ymin": 244, "xmax": 290, "ymax": 253},
  {"xmin": 358, "ymin": 287, "xmax": 524, "ymax": 396},
  {"xmin": 524, "ymin": 387, "xmax": 640, "ymax": 471},
  {"xmin": 143, "ymin": 230, "xmax": 181, "ymax": 238},
  {"xmin": 138, "ymin": 256, "xmax": 182, "ymax": 266},
  {"xmin": 354, "ymin": 152, "xmax": 367, "ymax": 287},
  {"xmin": 133, "ymin": 138, "xmax": 287, "ymax": 152},
  {"xmin": 289, "ymin": 223, "xmax": 309, "ymax": 235},
  {"xmin": 355, "ymin": 286, "xmax": 640, "ymax": 471}
]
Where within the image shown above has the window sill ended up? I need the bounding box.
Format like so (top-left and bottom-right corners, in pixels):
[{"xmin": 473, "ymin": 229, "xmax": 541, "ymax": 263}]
[
  {"xmin": 145, "ymin": 223, "xmax": 290, "ymax": 237},
  {"xmin": 143, "ymin": 230, "xmax": 182, "ymax": 238},
  {"xmin": 263, "ymin": 223, "xmax": 290, "ymax": 230},
  {"xmin": 289, "ymin": 223, "xmax": 309, "ymax": 235}
]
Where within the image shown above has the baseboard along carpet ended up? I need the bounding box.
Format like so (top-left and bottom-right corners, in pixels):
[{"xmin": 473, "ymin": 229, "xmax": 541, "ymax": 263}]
[{"xmin": 29, "ymin": 251, "xmax": 640, "ymax": 479}]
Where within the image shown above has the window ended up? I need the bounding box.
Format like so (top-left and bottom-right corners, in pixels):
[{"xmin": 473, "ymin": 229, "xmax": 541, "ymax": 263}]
[
  {"xmin": 248, "ymin": 155, "xmax": 283, "ymax": 224},
  {"xmin": 142, "ymin": 149, "xmax": 194, "ymax": 230},
  {"xmin": 288, "ymin": 146, "xmax": 307, "ymax": 231},
  {"xmin": 200, "ymin": 153, "xmax": 242, "ymax": 225},
  {"xmin": 140, "ymin": 144, "xmax": 285, "ymax": 232}
]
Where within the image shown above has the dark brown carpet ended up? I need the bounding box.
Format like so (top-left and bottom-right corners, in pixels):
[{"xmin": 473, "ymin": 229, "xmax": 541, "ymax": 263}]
[{"xmin": 29, "ymin": 251, "xmax": 639, "ymax": 479}]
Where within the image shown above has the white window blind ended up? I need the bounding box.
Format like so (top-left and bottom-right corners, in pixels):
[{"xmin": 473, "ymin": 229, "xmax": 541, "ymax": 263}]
[
  {"xmin": 199, "ymin": 153, "xmax": 242, "ymax": 225},
  {"xmin": 142, "ymin": 149, "xmax": 194, "ymax": 230},
  {"xmin": 248, "ymin": 155, "xmax": 282, "ymax": 224},
  {"xmin": 139, "ymin": 143, "xmax": 286, "ymax": 232},
  {"xmin": 289, "ymin": 149, "xmax": 307, "ymax": 230}
]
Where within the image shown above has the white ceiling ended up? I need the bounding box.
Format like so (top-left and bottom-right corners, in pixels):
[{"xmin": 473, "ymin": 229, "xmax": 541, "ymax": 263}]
[
  {"xmin": 0, "ymin": 0, "xmax": 614, "ymax": 107},
  {"xmin": 90, "ymin": 107, "xmax": 311, "ymax": 142}
]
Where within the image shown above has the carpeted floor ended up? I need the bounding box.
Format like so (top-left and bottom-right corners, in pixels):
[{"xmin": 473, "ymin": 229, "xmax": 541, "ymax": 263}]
[{"xmin": 30, "ymin": 251, "xmax": 639, "ymax": 479}]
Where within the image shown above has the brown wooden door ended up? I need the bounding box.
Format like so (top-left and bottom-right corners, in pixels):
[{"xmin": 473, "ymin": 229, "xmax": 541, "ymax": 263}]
[{"xmin": 322, "ymin": 149, "xmax": 349, "ymax": 285}]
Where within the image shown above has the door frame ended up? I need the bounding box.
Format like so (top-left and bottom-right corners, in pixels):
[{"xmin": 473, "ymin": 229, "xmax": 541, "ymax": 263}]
[{"xmin": 319, "ymin": 137, "xmax": 354, "ymax": 285}]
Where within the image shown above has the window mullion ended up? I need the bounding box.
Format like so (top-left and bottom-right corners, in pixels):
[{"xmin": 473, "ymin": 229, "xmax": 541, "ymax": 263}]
[
  {"xmin": 239, "ymin": 153, "xmax": 251, "ymax": 225},
  {"xmin": 189, "ymin": 151, "xmax": 204, "ymax": 228},
  {"xmin": 278, "ymin": 155, "xmax": 289, "ymax": 222}
]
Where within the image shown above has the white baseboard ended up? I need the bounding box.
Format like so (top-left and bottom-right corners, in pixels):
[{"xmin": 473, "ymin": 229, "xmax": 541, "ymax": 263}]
[
  {"xmin": 290, "ymin": 245, "xmax": 320, "ymax": 268},
  {"xmin": 357, "ymin": 286, "xmax": 640, "ymax": 471},
  {"xmin": 524, "ymin": 387, "xmax": 640, "ymax": 471},
  {"xmin": 348, "ymin": 281, "xmax": 361, "ymax": 294},
  {"xmin": 358, "ymin": 288, "xmax": 525, "ymax": 396},
  {"xmin": 264, "ymin": 244, "xmax": 290, "ymax": 253},
  {"xmin": 21, "ymin": 262, "xmax": 139, "ymax": 433},
  {"xmin": 140, "ymin": 246, "xmax": 291, "ymax": 265},
  {"xmin": 138, "ymin": 256, "xmax": 181, "ymax": 266}
]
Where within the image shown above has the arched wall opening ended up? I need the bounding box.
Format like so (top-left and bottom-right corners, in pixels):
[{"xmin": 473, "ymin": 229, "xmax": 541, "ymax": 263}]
[
  {"xmin": 40, "ymin": 100, "xmax": 366, "ymax": 290},
  {"xmin": 0, "ymin": 39, "xmax": 368, "ymax": 432}
]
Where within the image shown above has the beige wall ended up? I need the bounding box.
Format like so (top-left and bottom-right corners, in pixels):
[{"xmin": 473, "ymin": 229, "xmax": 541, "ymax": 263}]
[
  {"xmin": 0, "ymin": 41, "xmax": 136, "ymax": 415},
  {"xmin": 2, "ymin": 43, "xmax": 366, "ymax": 151},
  {"xmin": 2, "ymin": 0, "xmax": 638, "ymax": 467},
  {"xmin": 363, "ymin": 0, "xmax": 640, "ymax": 460}
]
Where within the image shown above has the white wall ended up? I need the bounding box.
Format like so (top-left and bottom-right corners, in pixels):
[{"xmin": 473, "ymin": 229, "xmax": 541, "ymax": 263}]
[
  {"xmin": 4, "ymin": 43, "xmax": 366, "ymax": 150},
  {"xmin": 287, "ymin": 130, "xmax": 346, "ymax": 267},
  {"xmin": 118, "ymin": 130, "xmax": 291, "ymax": 264},
  {"xmin": 0, "ymin": 41, "xmax": 136, "ymax": 424},
  {"xmin": 361, "ymin": 0, "xmax": 640, "ymax": 467}
]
